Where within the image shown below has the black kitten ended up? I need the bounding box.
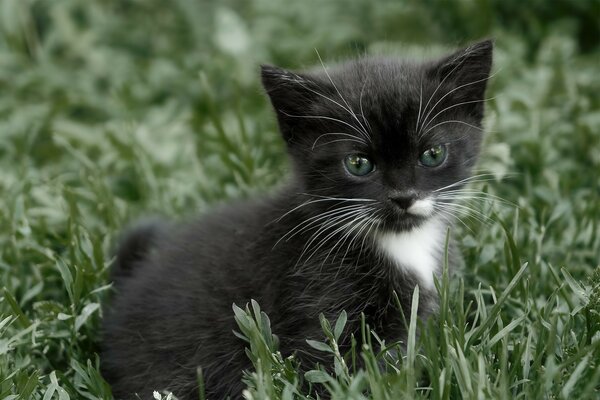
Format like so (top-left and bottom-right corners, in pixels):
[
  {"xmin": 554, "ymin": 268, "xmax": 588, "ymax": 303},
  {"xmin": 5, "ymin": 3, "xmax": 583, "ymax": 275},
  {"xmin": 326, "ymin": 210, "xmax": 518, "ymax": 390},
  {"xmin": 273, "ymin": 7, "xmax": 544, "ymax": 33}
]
[{"xmin": 102, "ymin": 40, "xmax": 493, "ymax": 399}]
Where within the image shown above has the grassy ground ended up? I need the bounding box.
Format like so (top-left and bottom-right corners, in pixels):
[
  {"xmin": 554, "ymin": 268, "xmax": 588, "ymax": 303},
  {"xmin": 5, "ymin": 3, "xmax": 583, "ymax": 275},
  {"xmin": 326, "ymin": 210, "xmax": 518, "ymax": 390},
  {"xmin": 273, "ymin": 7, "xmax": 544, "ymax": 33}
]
[{"xmin": 1, "ymin": 1, "xmax": 599, "ymax": 399}]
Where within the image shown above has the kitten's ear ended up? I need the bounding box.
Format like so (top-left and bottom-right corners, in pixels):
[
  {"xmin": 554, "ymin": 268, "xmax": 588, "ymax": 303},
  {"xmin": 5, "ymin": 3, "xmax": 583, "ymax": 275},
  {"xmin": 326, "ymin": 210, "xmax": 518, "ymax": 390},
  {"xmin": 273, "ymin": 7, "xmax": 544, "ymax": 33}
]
[
  {"xmin": 429, "ymin": 39, "xmax": 494, "ymax": 110},
  {"xmin": 261, "ymin": 65, "xmax": 324, "ymax": 135}
]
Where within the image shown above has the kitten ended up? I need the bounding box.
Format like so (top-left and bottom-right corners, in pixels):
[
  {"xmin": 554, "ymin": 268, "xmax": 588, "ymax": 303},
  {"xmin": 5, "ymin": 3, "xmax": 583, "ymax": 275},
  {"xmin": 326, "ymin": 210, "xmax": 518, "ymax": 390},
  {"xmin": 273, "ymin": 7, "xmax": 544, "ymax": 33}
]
[{"xmin": 101, "ymin": 40, "xmax": 493, "ymax": 399}]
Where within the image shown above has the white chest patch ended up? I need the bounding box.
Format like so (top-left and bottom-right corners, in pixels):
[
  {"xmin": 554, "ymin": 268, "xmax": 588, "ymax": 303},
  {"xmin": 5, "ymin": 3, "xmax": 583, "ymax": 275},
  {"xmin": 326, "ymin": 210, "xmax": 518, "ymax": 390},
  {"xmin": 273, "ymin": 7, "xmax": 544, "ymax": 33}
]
[{"xmin": 377, "ymin": 218, "xmax": 446, "ymax": 289}]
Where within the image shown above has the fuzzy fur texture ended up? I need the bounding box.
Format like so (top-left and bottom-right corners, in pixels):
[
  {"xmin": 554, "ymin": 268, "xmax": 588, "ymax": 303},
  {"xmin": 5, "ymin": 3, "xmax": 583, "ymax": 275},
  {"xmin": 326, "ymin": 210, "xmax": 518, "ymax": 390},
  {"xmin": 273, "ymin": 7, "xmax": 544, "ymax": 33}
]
[{"xmin": 101, "ymin": 40, "xmax": 493, "ymax": 399}]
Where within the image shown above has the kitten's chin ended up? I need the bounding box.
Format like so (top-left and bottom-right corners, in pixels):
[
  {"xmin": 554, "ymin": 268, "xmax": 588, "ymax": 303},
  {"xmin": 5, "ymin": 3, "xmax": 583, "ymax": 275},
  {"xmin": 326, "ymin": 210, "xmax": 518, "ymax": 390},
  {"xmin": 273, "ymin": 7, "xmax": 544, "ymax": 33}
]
[{"xmin": 385, "ymin": 213, "xmax": 428, "ymax": 232}]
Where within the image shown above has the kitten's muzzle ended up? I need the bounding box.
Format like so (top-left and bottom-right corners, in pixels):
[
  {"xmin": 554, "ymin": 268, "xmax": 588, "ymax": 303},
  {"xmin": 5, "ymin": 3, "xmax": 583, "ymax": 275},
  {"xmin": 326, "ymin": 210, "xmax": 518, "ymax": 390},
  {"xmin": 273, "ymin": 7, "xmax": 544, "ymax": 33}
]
[{"xmin": 388, "ymin": 191, "xmax": 417, "ymax": 211}]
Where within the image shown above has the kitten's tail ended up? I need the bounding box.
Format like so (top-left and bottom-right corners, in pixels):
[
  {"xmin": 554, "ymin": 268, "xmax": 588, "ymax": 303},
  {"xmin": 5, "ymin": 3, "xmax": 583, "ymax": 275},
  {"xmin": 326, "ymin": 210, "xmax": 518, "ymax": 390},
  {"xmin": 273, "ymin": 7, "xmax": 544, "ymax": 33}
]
[{"xmin": 112, "ymin": 218, "xmax": 166, "ymax": 283}]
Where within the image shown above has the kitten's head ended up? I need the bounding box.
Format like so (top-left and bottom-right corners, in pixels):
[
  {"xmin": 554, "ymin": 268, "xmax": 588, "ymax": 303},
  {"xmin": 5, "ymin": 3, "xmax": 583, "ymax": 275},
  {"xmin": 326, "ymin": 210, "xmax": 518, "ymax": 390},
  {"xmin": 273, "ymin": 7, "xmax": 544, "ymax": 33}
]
[{"xmin": 262, "ymin": 40, "xmax": 493, "ymax": 232}]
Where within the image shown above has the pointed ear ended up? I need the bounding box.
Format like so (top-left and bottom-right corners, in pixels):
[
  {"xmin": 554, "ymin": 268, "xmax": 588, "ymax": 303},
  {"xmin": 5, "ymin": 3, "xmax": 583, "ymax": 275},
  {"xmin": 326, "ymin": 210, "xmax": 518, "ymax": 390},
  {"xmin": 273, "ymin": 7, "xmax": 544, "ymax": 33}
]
[
  {"xmin": 429, "ymin": 39, "xmax": 494, "ymax": 107},
  {"xmin": 261, "ymin": 65, "xmax": 323, "ymax": 124}
]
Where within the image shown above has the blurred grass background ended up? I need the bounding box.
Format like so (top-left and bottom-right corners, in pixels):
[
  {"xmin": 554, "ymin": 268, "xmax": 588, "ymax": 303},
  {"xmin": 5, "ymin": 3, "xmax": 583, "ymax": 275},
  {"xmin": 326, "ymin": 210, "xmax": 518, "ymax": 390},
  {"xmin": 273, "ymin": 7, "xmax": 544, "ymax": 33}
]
[{"xmin": 0, "ymin": 0, "xmax": 599, "ymax": 398}]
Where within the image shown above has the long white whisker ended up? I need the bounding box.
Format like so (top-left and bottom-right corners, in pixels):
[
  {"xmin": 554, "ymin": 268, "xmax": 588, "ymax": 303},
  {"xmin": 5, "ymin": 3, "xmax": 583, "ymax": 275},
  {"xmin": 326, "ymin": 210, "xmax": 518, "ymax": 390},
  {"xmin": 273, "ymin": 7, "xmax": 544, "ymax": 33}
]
[
  {"xmin": 272, "ymin": 196, "xmax": 375, "ymax": 224},
  {"xmin": 340, "ymin": 215, "xmax": 380, "ymax": 267},
  {"xmin": 435, "ymin": 191, "xmax": 514, "ymax": 206},
  {"xmin": 435, "ymin": 202, "xmax": 491, "ymax": 224},
  {"xmin": 433, "ymin": 206, "xmax": 474, "ymax": 234},
  {"xmin": 334, "ymin": 215, "xmax": 376, "ymax": 266},
  {"xmin": 436, "ymin": 197, "xmax": 495, "ymax": 210},
  {"xmin": 313, "ymin": 138, "xmax": 369, "ymax": 149},
  {"xmin": 436, "ymin": 189, "xmax": 509, "ymax": 198},
  {"xmin": 433, "ymin": 173, "xmax": 500, "ymax": 193},
  {"xmin": 436, "ymin": 196, "xmax": 511, "ymax": 208},
  {"xmin": 359, "ymin": 79, "xmax": 372, "ymax": 133},
  {"xmin": 307, "ymin": 209, "xmax": 372, "ymax": 258},
  {"xmin": 315, "ymin": 49, "xmax": 371, "ymax": 140},
  {"xmin": 359, "ymin": 218, "xmax": 381, "ymax": 262},
  {"xmin": 296, "ymin": 81, "xmax": 371, "ymax": 142},
  {"xmin": 419, "ymin": 68, "xmax": 502, "ymax": 135},
  {"xmin": 435, "ymin": 204, "xmax": 487, "ymax": 226},
  {"xmin": 297, "ymin": 208, "xmax": 367, "ymax": 257},
  {"xmin": 281, "ymin": 111, "xmax": 370, "ymax": 139},
  {"xmin": 422, "ymin": 120, "xmax": 485, "ymax": 136},
  {"xmin": 418, "ymin": 47, "xmax": 475, "ymax": 133},
  {"xmin": 415, "ymin": 80, "xmax": 424, "ymax": 134},
  {"xmin": 311, "ymin": 132, "xmax": 367, "ymax": 150},
  {"xmin": 298, "ymin": 194, "xmax": 376, "ymax": 202},
  {"xmin": 309, "ymin": 211, "xmax": 372, "ymax": 265},
  {"xmin": 435, "ymin": 178, "xmax": 502, "ymax": 193},
  {"xmin": 470, "ymin": 169, "xmax": 520, "ymax": 178},
  {"xmin": 327, "ymin": 217, "xmax": 369, "ymax": 269},
  {"xmin": 421, "ymin": 97, "xmax": 496, "ymax": 135},
  {"xmin": 300, "ymin": 208, "xmax": 371, "ymax": 265},
  {"xmin": 273, "ymin": 204, "xmax": 368, "ymax": 248}
]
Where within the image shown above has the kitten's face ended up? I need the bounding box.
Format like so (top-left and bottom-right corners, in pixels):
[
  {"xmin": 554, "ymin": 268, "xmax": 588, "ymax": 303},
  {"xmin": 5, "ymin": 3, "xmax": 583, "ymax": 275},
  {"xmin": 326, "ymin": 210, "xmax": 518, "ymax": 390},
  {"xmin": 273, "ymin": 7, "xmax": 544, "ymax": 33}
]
[{"xmin": 263, "ymin": 40, "xmax": 493, "ymax": 232}]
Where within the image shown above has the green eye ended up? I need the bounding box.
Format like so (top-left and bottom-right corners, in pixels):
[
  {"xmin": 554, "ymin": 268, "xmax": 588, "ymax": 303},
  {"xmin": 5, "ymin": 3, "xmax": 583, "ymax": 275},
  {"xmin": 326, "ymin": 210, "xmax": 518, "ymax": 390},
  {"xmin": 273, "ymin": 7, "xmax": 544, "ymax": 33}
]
[
  {"xmin": 419, "ymin": 144, "xmax": 448, "ymax": 167},
  {"xmin": 344, "ymin": 154, "xmax": 374, "ymax": 176}
]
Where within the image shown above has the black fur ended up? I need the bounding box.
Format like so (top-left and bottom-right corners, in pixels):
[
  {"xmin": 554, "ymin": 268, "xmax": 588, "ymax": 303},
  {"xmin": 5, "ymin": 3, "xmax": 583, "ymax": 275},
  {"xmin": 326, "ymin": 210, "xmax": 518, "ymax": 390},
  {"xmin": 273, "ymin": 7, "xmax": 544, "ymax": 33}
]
[
  {"xmin": 101, "ymin": 40, "xmax": 493, "ymax": 399},
  {"xmin": 110, "ymin": 219, "xmax": 167, "ymax": 282}
]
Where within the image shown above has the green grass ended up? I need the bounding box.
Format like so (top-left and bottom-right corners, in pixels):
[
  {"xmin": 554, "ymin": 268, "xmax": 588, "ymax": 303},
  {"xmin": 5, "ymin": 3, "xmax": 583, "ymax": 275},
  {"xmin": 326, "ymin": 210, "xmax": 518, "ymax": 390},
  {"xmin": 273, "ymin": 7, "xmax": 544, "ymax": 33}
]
[{"xmin": 1, "ymin": 0, "xmax": 599, "ymax": 399}]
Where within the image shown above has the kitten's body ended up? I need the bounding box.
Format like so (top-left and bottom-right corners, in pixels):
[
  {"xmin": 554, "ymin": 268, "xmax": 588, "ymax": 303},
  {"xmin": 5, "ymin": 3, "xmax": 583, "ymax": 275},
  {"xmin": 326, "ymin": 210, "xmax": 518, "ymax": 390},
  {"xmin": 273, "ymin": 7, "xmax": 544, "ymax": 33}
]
[
  {"xmin": 103, "ymin": 190, "xmax": 444, "ymax": 398},
  {"xmin": 102, "ymin": 41, "xmax": 493, "ymax": 399}
]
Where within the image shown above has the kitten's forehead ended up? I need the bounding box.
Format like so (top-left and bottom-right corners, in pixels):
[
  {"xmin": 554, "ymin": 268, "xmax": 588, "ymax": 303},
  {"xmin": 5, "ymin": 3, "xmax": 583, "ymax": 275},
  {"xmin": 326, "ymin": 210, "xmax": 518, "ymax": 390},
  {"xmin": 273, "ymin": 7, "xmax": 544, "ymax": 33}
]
[
  {"xmin": 313, "ymin": 58, "xmax": 424, "ymax": 106},
  {"xmin": 306, "ymin": 58, "xmax": 426, "ymax": 147},
  {"xmin": 306, "ymin": 50, "xmax": 490, "ymax": 146}
]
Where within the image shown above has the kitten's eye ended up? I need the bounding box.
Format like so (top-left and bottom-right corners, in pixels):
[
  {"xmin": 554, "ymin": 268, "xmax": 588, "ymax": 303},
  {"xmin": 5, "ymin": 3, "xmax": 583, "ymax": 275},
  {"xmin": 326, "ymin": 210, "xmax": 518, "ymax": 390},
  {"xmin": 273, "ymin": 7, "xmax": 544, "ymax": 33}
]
[
  {"xmin": 419, "ymin": 144, "xmax": 448, "ymax": 167},
  {"xmin": 344, "ymin": 154, "xmax": 374, "ymax": 176}
]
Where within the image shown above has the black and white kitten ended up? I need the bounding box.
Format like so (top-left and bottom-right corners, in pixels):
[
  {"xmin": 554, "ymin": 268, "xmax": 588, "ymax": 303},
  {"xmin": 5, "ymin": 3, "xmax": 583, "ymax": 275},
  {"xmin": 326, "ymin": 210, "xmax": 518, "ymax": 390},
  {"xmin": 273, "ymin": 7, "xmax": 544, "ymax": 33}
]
[{"xmin": 102, "ymin": 40, "xmax": 493, "ymax": 399}]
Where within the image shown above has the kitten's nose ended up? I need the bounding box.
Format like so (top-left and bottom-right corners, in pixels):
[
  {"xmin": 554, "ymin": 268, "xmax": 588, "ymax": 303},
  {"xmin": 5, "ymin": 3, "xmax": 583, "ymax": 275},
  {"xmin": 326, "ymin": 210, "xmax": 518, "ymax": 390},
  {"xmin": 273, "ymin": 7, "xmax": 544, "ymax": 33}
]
[{"xmin": 389, "ymin": 192, "xmax": 416, "ymax": 210}]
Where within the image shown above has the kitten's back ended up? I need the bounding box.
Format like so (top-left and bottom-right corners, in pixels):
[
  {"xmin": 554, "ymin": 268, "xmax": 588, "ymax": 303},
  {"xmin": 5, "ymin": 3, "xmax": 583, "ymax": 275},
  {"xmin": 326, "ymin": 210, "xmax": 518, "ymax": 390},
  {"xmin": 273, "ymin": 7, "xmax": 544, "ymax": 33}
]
[
  {"xmin": 111, "ymin": 218, "xmax": 167, "ymax": 282},
  {"xmin": 102, "ymin": 199, "xmax": 283, "ymax": 399}
]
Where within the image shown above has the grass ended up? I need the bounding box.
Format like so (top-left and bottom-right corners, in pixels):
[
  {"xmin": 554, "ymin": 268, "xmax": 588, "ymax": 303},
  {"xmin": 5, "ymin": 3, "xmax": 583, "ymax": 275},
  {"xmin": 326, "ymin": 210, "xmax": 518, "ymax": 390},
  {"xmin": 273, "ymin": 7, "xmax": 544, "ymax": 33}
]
[{"xmin": 0, "ymin": 0, "xmax": 599, "ymax": 399}]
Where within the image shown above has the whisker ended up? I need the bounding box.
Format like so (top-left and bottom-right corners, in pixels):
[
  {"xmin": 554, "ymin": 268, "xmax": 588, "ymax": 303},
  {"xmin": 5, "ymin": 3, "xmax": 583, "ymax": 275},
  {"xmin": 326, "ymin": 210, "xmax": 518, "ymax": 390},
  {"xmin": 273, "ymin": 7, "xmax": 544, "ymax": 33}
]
[
  {"xmin": 422, "ymin": 119, "xmax": 485, "ymax": 136},
  {"xmin": 415, "ymin": 79, "xmax": 424, "ymax": 133},
  {"xmin": 419, "ymin": 67, "xmax": 502, "ymax": 135},
  {"xmin": 295, "ymin": 214, "xmax": 360, "ymax": 264},
  {"xmin": 435, "ymin": 202, "xmax": 492, "ymax": 224},
  {"xmin": 334, "ymin": 214, "xmax": 378, "ymax": 267},
  {"xmin": 298, "ymin": 207, "xmax": 367, "ymax": 251},
  {"xmin": 435, "ymin": 206, "xmax": 487, "ymax": 228},
  {"xmin": 313, "ymin": 212, "xmax": 373, "ymax": 266},
  {"xmin": 298, "ymin": 194, "xmax": 376, "ymax": 202},
  {"xmin": 421, "ymin": 96, "xmax": 497, "ymax": 135},
  {"xmin": 436, "ymin": 196, "xmax": 513, "ymax": 209},
  {"xmin": 295, "ymin": 81, "xmax": 371, "ymax": 142},
  {"xmin": 433, "ymin": 207, "xmax": 475, "ymax": 234},
  {"xmin": 359, "ymin": 218, "xmax": 381, "ymax": 261},
  {"xmin": 359, "ymin": 79, "xmax": 373, "ymax": 133},
  {"xmin": 327, "ymin": 216, "xmax": 370, "ymax": 269},
  {"xmin": 315, "ymin": 49, "xmax": 372, "ymax": 140},
  {"xmin": 433, "ymin": 173, "xmax": 501, "ymax": 193},
  {"xmin": 418, "ymin": 46, "xmax": 477, "ymax": 133},
  {"xmin": 436, "ymin": 196, "xmax": 500, "ymax": 211},
  {"xmin": 311, "ymin": 132, "xmax": 367, "ymax": 150},
  {"xmin": 353, "ymin": 216, "xmax": 380, "ymax": 260},
  {"xmin": 271, "ymin": 196, "xmax": 375, "ymax": 224},
  {"xmin": 437, "ymin": 188, "xmax": 510, "ymax": 198},
  {"xmin": 435, "ymin": 191, "xmax": 515, "ymax": 207},
  {"xmin": 470, "ymin": 169, "xmax": 520, "ymax": 177},
  {"xmin": 299, "ymin": 208, "xmax": 372, "ymax": 265},
  {"xmin": 273, "ymin": 204, "xmax": 368, "ymax": 248},
  {"xmin": 280, "ymin": 111, "xmax": 369, "ymax": 139},
  {"xmin": 313, "ymin": 138, "xmax": 369, "ymax": 149}
]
